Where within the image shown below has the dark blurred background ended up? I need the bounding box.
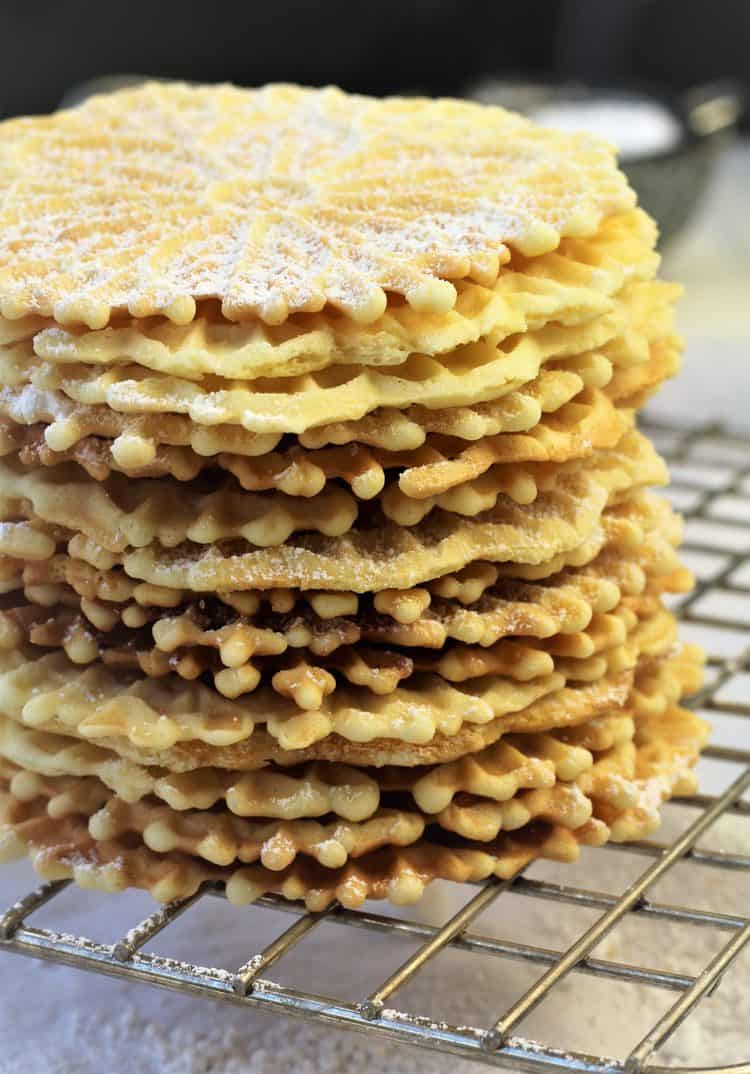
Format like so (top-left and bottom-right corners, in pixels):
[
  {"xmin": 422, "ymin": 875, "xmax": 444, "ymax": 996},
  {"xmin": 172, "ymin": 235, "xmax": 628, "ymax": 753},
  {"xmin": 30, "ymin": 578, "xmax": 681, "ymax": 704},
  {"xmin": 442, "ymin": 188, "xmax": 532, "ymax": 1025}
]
[{"xmin": 0, "ymin": 0, "xmax": 747, "ymax": 121}]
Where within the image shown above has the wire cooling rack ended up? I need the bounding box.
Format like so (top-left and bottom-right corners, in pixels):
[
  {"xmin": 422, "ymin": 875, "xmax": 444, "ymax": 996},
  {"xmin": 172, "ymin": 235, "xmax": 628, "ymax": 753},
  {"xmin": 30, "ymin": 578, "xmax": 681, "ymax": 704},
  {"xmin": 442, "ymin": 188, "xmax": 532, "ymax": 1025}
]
[{"xmin": 2, "ymin": 418, "xmax": 750, "ymax": 1073}]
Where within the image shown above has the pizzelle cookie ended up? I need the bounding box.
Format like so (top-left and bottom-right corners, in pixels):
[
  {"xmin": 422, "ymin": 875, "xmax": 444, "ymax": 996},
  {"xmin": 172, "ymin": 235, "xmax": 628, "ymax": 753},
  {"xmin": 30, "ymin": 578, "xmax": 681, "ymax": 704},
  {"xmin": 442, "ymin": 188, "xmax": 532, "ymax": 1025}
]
[
  {"xmin": 0, "ymin": 82, "xmax": 703, "ymax": 908},
  {"xmin": 0, "ymin": 82, "xmax": 636, "ymax": 326}
]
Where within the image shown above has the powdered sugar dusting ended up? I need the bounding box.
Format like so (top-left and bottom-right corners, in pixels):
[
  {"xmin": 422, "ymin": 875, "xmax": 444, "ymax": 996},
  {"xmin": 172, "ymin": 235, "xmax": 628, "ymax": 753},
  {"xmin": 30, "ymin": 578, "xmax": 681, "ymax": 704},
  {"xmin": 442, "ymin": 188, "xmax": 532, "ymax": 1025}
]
[{"xmin": 0, "ymin": 82, "xmax": 634, "ymax": 328}]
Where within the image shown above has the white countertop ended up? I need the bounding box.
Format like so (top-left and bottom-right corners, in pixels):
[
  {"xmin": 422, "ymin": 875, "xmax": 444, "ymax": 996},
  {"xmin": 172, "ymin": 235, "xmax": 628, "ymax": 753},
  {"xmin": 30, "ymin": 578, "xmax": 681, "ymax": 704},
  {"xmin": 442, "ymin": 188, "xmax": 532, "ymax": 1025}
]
[{"xmin": 1, "ymin": 143, "xmax": 749, "ymax": 1074}]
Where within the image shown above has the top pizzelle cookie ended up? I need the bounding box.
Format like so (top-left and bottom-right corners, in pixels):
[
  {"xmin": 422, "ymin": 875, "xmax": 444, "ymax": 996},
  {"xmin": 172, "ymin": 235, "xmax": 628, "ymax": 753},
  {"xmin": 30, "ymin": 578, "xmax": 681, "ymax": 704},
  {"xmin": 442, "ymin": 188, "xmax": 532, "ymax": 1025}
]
[{"xmin": 0, "ymin": 82, "xmax": 635, "ymax": 329}]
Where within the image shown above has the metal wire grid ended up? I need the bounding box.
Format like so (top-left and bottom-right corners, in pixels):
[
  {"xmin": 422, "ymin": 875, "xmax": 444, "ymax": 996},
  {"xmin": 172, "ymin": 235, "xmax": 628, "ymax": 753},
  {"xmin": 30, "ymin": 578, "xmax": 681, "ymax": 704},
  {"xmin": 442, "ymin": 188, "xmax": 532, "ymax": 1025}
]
[{"xmin": 1, "ymin": 418, "xmax": 750, "ymax": 1074}]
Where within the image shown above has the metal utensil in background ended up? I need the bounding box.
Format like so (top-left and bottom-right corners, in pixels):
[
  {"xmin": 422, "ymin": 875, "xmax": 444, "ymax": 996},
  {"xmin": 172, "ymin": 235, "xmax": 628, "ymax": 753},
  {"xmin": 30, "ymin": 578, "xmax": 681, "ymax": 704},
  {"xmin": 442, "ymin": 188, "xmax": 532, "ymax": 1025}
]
[
  {"xmin": 625, "ymin": 79, "xmax": 745, "ymax": 242},
  {"xmin": 468, "ymin": 77, "xmax": 745, "ymax": 245}
]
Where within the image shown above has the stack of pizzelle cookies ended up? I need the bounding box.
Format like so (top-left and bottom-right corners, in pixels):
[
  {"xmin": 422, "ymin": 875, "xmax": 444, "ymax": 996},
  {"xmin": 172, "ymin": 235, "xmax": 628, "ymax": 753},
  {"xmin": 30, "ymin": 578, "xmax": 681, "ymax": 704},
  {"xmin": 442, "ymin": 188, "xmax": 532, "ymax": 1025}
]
[{"xmin": 0, "ymin": 83, "xmax": 707, "ymax": 910}]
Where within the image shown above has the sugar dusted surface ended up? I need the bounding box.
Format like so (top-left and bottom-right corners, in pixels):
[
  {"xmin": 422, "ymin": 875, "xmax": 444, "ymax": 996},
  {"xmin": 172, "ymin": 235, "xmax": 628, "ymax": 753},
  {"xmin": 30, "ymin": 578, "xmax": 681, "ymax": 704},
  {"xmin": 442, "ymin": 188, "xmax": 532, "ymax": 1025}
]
[{"xmin": 0, "ymin": 82, "xmax": 634, "ymax": 328}]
